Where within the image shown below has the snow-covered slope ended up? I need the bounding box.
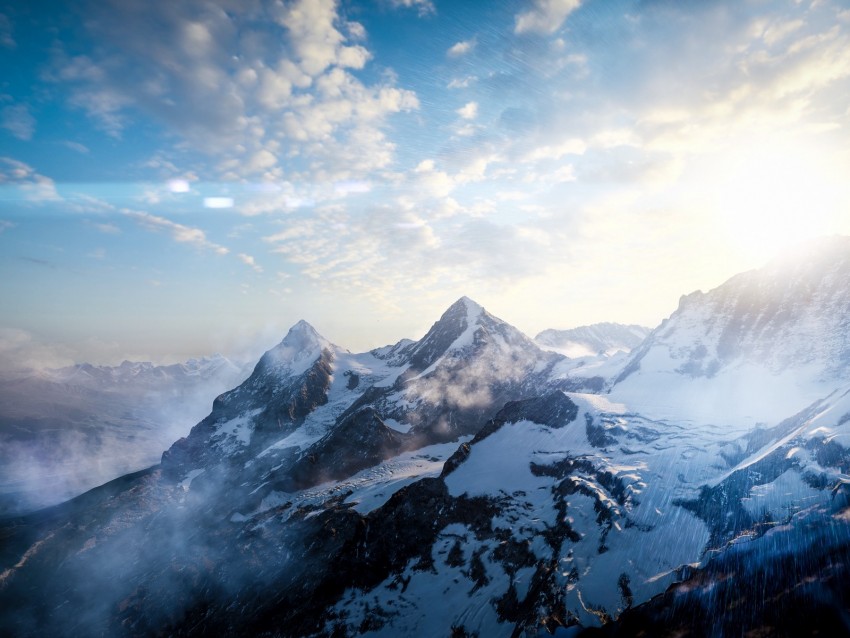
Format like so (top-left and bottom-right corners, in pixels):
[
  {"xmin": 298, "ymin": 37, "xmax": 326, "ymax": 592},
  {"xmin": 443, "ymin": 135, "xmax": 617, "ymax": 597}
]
[
  {"xmin": 581, "ymin": 381, "xmax": 850, "ymax": 636},
  {"xmin": 536, "ymin": 323, "xmax": 651, "ymax": 358},
  {"xmin": 611, "ymin": 236, "xmax": 850, "ymax": 428}
]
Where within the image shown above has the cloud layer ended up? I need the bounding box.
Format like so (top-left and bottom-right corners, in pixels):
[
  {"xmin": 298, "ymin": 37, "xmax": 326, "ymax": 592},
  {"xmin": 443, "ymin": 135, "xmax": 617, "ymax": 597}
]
[{"xmin": 1, "ymin": 0, "xmax": 850, "ymax": 358}]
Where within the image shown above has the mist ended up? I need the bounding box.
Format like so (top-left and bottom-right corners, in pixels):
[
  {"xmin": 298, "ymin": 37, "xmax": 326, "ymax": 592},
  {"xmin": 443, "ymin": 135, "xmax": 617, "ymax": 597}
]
[{"xmin": 0, "ymin": 357, "xmax": 250, "ymax": 515}]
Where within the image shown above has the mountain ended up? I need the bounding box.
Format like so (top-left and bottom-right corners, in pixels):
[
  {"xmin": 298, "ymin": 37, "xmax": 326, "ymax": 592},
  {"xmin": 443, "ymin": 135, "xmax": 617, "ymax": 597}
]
[
  {"xmin": 0, "ymin": 354, "xmax": 248, "ymax": 515},
  {"xmin": 535, "ymin": 322, "xmax": 651, "ymax": 358},
  {"xmin": 158, "ymin": 297, "xmax": 598, "ymax": 514},
  {"xmin": 0, "ymin": 297, "xmax": 602, "ymax": 636},
  {"xmin": 611, "ymin": 235, "xmax": 850, "ymax": 428},
  {"xmin": 581, "ymin": 379, "xmax": 850, "ymax": 637},
  {"xmin": 3, "ymin": 241, "xmax": 850, "ymax": 637}
]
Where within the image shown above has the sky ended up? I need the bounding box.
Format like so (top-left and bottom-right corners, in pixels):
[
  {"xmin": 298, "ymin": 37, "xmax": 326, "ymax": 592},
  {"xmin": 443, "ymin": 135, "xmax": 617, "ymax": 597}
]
[{"xmin": 1, "ymin": 0, "xmax": 850, "ymax": 367}]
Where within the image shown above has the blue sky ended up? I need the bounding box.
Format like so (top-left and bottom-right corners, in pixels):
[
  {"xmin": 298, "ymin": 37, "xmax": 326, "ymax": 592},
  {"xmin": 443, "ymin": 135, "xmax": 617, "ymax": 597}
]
[{"xmin": 2, "ymin": 0, "xmax": 850, "ymax": 366}]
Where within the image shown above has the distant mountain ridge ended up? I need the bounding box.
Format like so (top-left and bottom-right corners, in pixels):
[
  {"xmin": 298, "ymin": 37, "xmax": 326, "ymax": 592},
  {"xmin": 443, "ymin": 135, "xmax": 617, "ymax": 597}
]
[
  {"xmin": 0, "ymin": 354, "xmax": 249, "ymax": 515},
  {"xmin": 47, "ymin": 353, "xmax": 242, "ymax": 386},
  {"xmin": 535, "ymin": 322, "xmax": 651, "ymax": 358}
]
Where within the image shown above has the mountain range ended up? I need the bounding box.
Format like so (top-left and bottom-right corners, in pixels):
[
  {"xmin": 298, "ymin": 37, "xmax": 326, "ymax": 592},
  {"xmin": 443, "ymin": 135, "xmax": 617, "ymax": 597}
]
[
  {"xmin": 0, "ymin": 355, "xmax": 249, "ymax": 515},
  {"xmin": 535, "ymin": 323, "xmax": 651, "ymax": 358},
  {"xmin": 2, "ymin": 236, "xmax": 850, "ymax": 637}
]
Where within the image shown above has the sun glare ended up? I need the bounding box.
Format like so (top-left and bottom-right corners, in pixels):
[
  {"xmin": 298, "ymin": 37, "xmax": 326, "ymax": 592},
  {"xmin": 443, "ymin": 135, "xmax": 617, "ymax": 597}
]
[{"xmin": 711, "ymin": 139, "xmax": 848, "ymax": 263}]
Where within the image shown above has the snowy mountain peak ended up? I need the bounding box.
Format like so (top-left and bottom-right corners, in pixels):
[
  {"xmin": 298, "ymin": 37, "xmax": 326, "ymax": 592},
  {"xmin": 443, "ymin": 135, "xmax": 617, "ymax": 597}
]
[
  {"xmin": 404, "ymin": 297, "xmax": 525, "ymax": 374},
  {"xmin": 281, "ymin": 319, "xmax": 326, "ymax": 347},
  {"xmin": 454, "ymin": 295, "xmax": 484, "ymax": 315},
  {"xmin": 249, "ymin": 321, "xmax": 332, "ymax": 381},
  {"xmin": 440, "ymin": 295, "xmax": 485, "ymax": 327},
  {"xmin": 611, "ymin": 235, "xmax": 850, "ymax": 426}
]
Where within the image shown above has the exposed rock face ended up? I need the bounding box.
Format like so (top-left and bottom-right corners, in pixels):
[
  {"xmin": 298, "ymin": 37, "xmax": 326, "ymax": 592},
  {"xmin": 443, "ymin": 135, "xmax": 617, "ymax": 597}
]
[
  {"xmin": 274, "ymin": 407, "xmax": 407, "ymax": 492},
  {"xmin": 161, "ymin": 330, "xmax": 334, "ymax": 478},
  {"xmin": 348, "ymin": 297, "xmax": 590, "ymax": 444}
]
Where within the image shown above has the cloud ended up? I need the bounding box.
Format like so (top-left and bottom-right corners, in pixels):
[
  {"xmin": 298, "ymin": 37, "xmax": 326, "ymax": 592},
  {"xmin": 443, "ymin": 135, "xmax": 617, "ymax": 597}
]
[
  {"xmin": 608, "ymin": 3, "xmax": 850, "ymax": 161},
  {"xmin": 456, "ymin": 101, "xmax": 478, "ymax": 120},
  {"xmin": 46, "ymin": 54, "xmax": 130, "ymax": 137},
  {"xmin": 47, "ymin": 0, "xmax": 419, "ymax": 180},
  {"xmin": 521, "ymin": 137, "xmax": 586, "ymax": 162},
  {"xmin": 238, "ymin": 253, "xmax": 263, "ymax": 273},
  {"xmin": 0, "ymin": 157, "xmax": 60, "ymax": 201},
  {"xmin": 0, "ymin": 220, "xmax": 13, "ymax": 233},
  {"xmin": 259, "ymin": 196, "xmax": 572, "ymax": 312},
  {"xmin": 62, "ymin": 141, "xmax": 90, "ymax": 154},
  {"xmin": 0, "ymin": 13, "xmax": 13, "ymax": 49},
  {"xmin": 515, "ymin": 0, "xmax": 582, "ymax": 36},
  {"xmin": 447, "ymin": 39, "xmax": 475, "ymax": 57},
  {"xmin": 123, "ymin": 209, "xmax": 229, "ymax": 255},
  {"xmin": 93, "ymin": 222, "xmax": 121, "ymax": 234},
  {"xmin": 66, "ymin": 193, "xmax": 116, "ymax": 215},
  {"xmin": 447, "ymin": 76, "xmax": 476, "ymax": 89},
  {"xmin": 386, "ymin": 0, "xmax": 435, "ymax": 17},
  {"xmin": 1, "ymin": 103, "xmax": 35, "ymax": 140}
]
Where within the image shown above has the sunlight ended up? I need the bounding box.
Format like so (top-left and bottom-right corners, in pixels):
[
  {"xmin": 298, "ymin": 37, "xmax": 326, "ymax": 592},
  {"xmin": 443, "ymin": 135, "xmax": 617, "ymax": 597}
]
[{"xmin": 711, "ymin": 139, "xmax": 848, "ymax": 263}]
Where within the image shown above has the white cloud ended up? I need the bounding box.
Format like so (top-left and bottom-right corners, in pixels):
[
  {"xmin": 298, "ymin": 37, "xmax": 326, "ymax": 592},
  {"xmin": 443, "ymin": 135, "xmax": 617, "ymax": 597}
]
[
  {"xmin": 1, "ymin": 103, "xmax": 35, "ymax": 140},
  {"xmin": 447, "ymin": 76, "xmax": 476, "ymax": 89},
  {"xmin": 93, "ymin": 222, "xmax": 121, "ymax": 234},
  {"xmin": 412, "ymin": 159, "xmax": 456, "ymax": 198},
  {"xmin": 238, "ymin": 253, "xmax": 263, "ymax": 273},
  {"xmin": 67, "ymin": 193, "xmax": 117, "ymax": 215},
  {"xmin": 551, "ymin": 164, "xmax": 576, "ymax": 182},
  {"xmin": 457, "ymin": 101, "xmax": 479, "ymax": 120},
  {"xmin": 246, "ymin": 149, "xmax": 278, "ymax": 172},
  {"xmin": 447, "ymin": 39, "xmax": 475, "ymax": 57},
  {"xmin": 0, "ymin": 220, "xmax": 14, "ymax": 234},
  {"xmin": 46, "ymin": 0, "xmax": 419, "ymax": 180},
  {"xmin": 0, "ymin": 157, "xmax": 60, "ymax": 201},
  {"xmin": 386, "ymin": 0, "xmax": 435, "ymax": 17},
  {"xmin": 522, "ymin": 137, "xmax": 586, "ymax": 162},
  {"xmin": 62, "ymin": 141, "xmax": 90, "ymax": 154},
  {"xmin": 757, "ymin": 18, "xmax": 806, "ymax": 46},
  {"xmin": 276, "ymin": 0, "xmax": 371, "ymax": 76},
  {"xmin": 515, "ymin": 0, "xmax": 582, "ymax": 36},
  {"xmin": 123, "ymin": 209, "xmax": 229, "ymax": 255},
  {"xmin": 335, "ymin": 180, "xmax": 371, "ymax": 195},
  {"xmin": 346, "ymin": 21, "xmax": 366, "ymax": 41},
  {"xmin": 47, "ymin": 54, "xmax": 130, "ymax": 136}
]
